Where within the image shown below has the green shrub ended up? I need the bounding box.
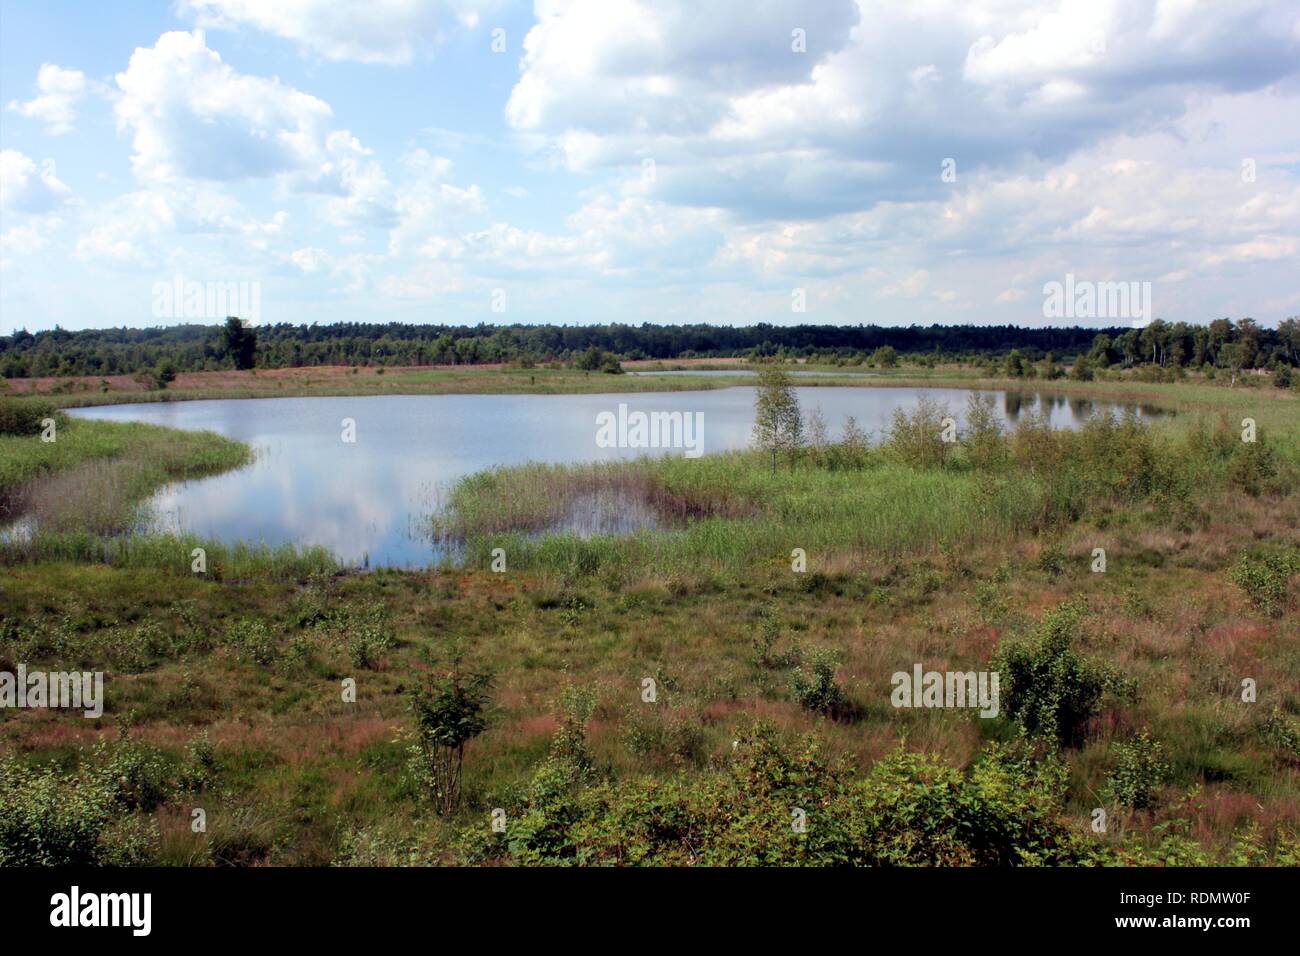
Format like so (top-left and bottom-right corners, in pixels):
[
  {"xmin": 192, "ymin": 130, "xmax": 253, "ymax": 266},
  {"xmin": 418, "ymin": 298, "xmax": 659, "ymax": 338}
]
[
  {"xmin": 1227, "ymin": 440, "xmax": 1279, "ymax": 496},
  {"xmin": 622, "ymin": 707, "xmax": 706, "ymax": 768},
  {"xmin": 992, "ymin": 601, "xmax": 1131, "ymax": 746},
  {"xmin": 1260, "ymin": 707, "xmax": 1300, "ymax": 762},
  {"xmin": 1229, "ymin": 551, "xmax": 1296, "ymax": 616},
  {"xmin": 180, "ymin": 731, "xmax": 218, "ymax": 791},
  {"xmin": 347, "ymin": 621, "xmax": 393, "ymax": 669},
  {"xmin": 1104, "ymin": 732, "xmax": 1170, "ymax": 809},
  {"xmin": 0, "ymin": 397, "xmax": 60, "ymax": 436},
  {"xmin": 0, "ymin": 736, "xmax": 170, "ymax": 865},
  {"xmin": 962, "ymin": 393, "xmax": 1008, "ymax": 471},
  {"xmin": 788, "ymin": 647, "xmax": 849, "ymax": 717},
  {"xmin": 0, "ymin": 758, "xmax": 122, "ymax": 865},
  {"xmin": 459, "ymin": 724, "xmax": 1095, "ymax": 866},
  {"xmin": 406, "ymin": 654, "xmax": 493, "ymax": 815},
  {"xmin": 96, "ymin": 730, "xmax": 174, "ymax": 813},
  {"xmin": 886, "ymin": 395, "xmax": 951, "ymax": 469},
  {"xmin": 225, "ymin": 618, "xmax": 277, "ymax": 666},
  {"xmin": 1036, "ymin": 543, "xmax": 1065, "ymax": 577}
]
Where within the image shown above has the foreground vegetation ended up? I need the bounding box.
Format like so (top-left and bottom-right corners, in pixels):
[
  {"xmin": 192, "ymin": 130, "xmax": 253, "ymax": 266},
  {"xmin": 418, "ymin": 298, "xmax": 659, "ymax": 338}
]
[{"xmin": 1, "ymin": 370, "xmax": 1297, "ymax": 867}]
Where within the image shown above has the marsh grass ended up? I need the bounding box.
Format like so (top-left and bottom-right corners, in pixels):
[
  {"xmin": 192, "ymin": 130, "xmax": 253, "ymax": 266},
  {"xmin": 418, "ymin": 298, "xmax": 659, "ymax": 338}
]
[
  {"xmin": 441, "ymin": 403, "xmax": 1295, "ymax": 578},
  {"xmin": 1, "ymin": 418, "xmax": 249, "ymax": 526}
]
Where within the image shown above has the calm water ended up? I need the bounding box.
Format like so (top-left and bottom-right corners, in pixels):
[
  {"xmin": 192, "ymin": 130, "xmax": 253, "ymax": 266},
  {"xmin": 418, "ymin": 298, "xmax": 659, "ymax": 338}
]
[
  {"xmin": 630, "ymin": 369, "xmax": 876, "ymax": 377},
  {"xmin": 69, "ymin": 387, "xmax": 1165, "ymax": 567}
]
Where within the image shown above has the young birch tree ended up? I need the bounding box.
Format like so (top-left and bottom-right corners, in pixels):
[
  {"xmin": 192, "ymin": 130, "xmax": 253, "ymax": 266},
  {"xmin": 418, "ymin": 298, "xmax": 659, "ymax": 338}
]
[{"xmin": 753, "ymin": 366, "xmax": 803, "ymax": 474}]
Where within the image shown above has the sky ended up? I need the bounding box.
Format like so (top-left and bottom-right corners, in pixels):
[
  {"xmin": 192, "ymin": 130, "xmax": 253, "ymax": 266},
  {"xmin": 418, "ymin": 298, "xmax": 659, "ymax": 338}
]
[{"xmin": 0, "ymin": 0, "xmax": 1298, "ymax": 334}]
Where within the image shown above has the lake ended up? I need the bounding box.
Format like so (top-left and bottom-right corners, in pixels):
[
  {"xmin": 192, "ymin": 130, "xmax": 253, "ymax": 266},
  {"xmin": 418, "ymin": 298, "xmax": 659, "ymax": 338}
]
[{"xmin": 69, "ymin": 386, "xmax": 1166, "ymax": 567}]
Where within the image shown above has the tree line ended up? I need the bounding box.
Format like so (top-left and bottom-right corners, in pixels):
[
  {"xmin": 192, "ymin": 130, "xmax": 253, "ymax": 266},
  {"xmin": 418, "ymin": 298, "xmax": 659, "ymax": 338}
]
[{"xmin": 2, "ymin": 315, "xmax": 1296, "ymax": 379}]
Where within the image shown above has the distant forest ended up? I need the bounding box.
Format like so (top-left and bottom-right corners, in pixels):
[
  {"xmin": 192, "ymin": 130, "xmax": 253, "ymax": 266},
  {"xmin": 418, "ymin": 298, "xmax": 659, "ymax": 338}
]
[{"xmin": 2, "ymin": 317, "xmax": 1297, "ymax": 378}]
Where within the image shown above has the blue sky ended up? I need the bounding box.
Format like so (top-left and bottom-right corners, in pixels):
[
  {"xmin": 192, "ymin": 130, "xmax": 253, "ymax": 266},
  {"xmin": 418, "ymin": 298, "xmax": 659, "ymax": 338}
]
[{"xmin": 1, "ymin": 0, "xmax": 1298, "ymax": 334}]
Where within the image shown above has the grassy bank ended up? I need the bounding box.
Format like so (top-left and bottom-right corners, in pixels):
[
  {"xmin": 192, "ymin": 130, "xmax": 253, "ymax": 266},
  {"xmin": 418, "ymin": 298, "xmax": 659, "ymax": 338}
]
[{"xmin": 1, "ymin": 412, "xmax": 248, "ymax": 529}]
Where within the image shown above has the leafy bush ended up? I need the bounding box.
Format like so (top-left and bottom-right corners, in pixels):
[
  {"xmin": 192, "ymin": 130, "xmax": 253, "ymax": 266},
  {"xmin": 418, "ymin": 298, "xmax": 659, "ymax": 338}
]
[
  {"xmin": 1260, "ymin": 707, "xmax": 1300, "ymax": 762},
  {"xmin": 180, "ymin": 731, "xmax": 218, "ymax": 791},
  {"xmin": 886, "ymin": 395, "xmax": 951, "ymax": 469},
  {"xmin": 1104, "ymin": 732, "xmax": 1170, "ymax": 809},
  {"xmin": 225, "ymin": 618, "xmax": 278, "ymax": 666},
  {"xmin": 788, "ymin": 647, "xmax": 849, "ymax": 717},
  {"xmin": 992, "ymin": 601, "xmax": 1131, "ymax": 746},
  {"xmin": 1226, "ymin": 440, "xmax": 1279, "ymax": 496},
  {"xmin": 0, "ymin": 397, "xmax": 60, "ymax": 436},
  {"xmin": 1229, "ymin": 551, "xmax": 1296, "ymax": 616},
  {"xmin": 0, "ymin": 758, "xmax": 124, "ymax": 865},
  {"xmin": 407, "ymin": 653, "xmax": 493, "ymax": 814},
  {"xmin": 460, "ymin": 724, "xmax": 1096, "ymax": 866},
  {"xmin": 0, "ymin": 733, "xmax": 173, "ymax": 865},
  {"xmin": 96, "ymin": 729, "xmax": 175, "ymax": 812},
  {"xmin": 622, "ymin": 706, "xmax": 706, "ymax": 768},
  {"xmin": 347, "ymin": 621, "xmax": 393, "ymax": 668},
  {"xmin": 962, "ymin": 393, "xmax": 1007, "ymax": 471}
]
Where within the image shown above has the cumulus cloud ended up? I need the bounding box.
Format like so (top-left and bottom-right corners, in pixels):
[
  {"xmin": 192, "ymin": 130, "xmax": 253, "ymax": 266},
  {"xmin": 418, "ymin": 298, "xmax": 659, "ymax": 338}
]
[
  {"xmin": 7, "ymin": 65, "xmax": 89, "ymax": 135},
  {"xmin": 179, "ymin": 0, "xmax": 502, "ymax": 64},
  {"xmin": 0, "ymin": 150, "xmax": 71, "ymax": 213},
  {"xmin": 74, "ymin": 184, "xmax": 288, "ymax": 267},
  {"xmin": 112, "ymin": 30, "xmax": 400, "ymax": 227},
  {"xmin": 505, "ymin": 0, "xmax": 1300, "ymax": 220}
]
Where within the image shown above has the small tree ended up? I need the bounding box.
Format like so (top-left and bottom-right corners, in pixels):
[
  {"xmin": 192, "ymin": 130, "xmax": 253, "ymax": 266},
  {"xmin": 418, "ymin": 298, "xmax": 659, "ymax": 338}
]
[
  {"xmin": 753, "ymin": 366, "xmax": 803, "ymax": 474},
  {"xmin": 408, "ymin": 652, "xmax": 492, "ymax": 815},
  {"xmin": 153, "ymin": 357, "xmax": 177, "ymax": 389},
  {"xmin": 805, "ymin": 405, "xmax": 830, "ymax": 464},
  {"xmin": 221, "ymin": 317, "xmax": 257, "ymax": 370},
  {"xmin": 870, "ymin": 345, "xmax": 898, "ymax": 368}
]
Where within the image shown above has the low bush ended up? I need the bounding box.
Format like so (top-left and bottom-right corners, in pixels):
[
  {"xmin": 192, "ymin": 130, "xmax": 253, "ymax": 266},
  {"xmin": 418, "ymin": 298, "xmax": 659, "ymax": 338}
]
[
  {"xmin": 0, "ymin": 397, "xmax": 60, "ymax": 436},
  {"xmin": 992, "ymin": 601, "xmax": 1132, "ymax": 746},
  {"xmin": 1104, "ymin": 732, "xmax": 1170, "ymax": 809}
]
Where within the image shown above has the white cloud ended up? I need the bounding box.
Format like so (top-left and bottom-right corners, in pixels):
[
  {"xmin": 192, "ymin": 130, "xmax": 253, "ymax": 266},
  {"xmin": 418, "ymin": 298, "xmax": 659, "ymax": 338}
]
[
  {"xmin": 387, "ymin": 149, "xmax": 486, "ymax": 255},
  {"xmin": 73, "ymin": 184, "xmax": 289, "ymax": 268},
  {"xmin": 112, "ymin": 30, "xmax": 400, "ymax": 227},
  {"xmin": 114, "ymin": 30, "xmax": 334, "ymax": 183},
  {"xmin": 505, "ymin": 0, "xmax": 1300, "ymax": 221},
  {"xmin": 879, "ymin": 269, "xmax": 930, "ymax": 299},
  {"xmin": 0, "ymin": 150, "xmax": 71, "ymax": 213},
  {"xmin": 179, "ymin": 0, "xmax": 501, "ymax": 64},
  {"xmin": 7, "ymin": 65, "xmax": 88, "ymax": 135}
]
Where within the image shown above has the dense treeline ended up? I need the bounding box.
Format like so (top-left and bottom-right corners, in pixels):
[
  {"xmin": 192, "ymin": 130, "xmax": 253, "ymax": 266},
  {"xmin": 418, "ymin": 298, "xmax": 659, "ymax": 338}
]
[{"xmin": 2, "ymin": 316, "xmax": 1297, "ymax": 378}]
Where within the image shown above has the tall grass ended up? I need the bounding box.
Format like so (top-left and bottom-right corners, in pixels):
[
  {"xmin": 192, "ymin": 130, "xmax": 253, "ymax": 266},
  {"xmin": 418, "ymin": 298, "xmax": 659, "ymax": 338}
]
[
  {"xmin": 1, "ymin": 418, "xmax": 248, "ymax": 515},
  {"xmin": 441, "ymin": 400, "xmax": 1295, "ymax": 577},
  {"xmin": 1, "ymin": 531, "xmax": 337, "ymax": 580}
]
